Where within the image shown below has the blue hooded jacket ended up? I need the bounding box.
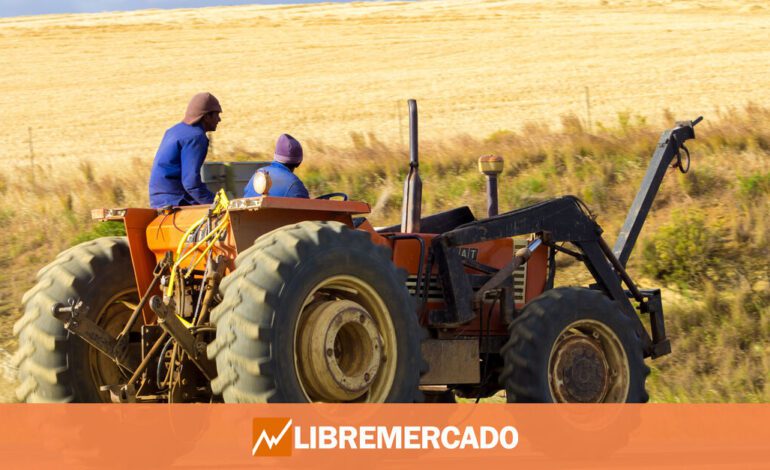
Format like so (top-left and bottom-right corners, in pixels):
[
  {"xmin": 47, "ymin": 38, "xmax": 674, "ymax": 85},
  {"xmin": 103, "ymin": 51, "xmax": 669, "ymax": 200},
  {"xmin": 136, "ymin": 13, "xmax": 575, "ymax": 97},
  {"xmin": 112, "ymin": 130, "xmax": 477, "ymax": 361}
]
[
  {"xmin": 149, "ymin": 122, "xmax": 215, "ymax": 208},
  {"xmin": 243, "ymin": 161, "xmax": 309, "ymax": 199}
]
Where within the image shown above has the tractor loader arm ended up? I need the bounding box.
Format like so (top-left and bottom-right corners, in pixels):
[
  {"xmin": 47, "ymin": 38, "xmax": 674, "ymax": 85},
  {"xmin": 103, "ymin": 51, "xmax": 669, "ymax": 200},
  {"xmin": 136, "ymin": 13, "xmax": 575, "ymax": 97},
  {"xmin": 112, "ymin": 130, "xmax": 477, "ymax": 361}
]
[
  {"xmin": 428, "ymin": 118, "xmax": 703, "ymax": 358},
  {"xmin": 430, "ymin": 195, "xmax": 664, "ymax": 356},
  {"xmin": 430, "ymin": 196, "xmax": 597, "ymax": 328},
  {"xmin": 613, "ymin": 117, "xmax": 703, "ymax": 267}
]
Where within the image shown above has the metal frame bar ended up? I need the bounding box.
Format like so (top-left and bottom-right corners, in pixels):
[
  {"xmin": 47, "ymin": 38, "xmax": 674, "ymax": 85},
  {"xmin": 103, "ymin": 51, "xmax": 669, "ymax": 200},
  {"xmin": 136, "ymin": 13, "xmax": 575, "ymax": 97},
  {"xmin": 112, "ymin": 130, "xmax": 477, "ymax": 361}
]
[
  {"xmin": 430, "ymin": 196, "xmax": 601, "ymax": 326},
  {"xmin": 430, "ymin": 195, "xmax": 658, "ymax": 354},
  {"xmin": 613, "ymin": 119, "xmax": 701, "ymax": 267}
]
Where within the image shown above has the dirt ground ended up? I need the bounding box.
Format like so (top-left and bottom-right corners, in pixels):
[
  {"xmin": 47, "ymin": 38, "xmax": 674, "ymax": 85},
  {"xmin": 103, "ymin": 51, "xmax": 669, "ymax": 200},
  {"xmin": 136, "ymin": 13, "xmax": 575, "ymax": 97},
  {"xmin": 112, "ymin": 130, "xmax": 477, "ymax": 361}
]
[{"xmin": 1, "ymin": 0, "xmax": 769, "ymax": 402}]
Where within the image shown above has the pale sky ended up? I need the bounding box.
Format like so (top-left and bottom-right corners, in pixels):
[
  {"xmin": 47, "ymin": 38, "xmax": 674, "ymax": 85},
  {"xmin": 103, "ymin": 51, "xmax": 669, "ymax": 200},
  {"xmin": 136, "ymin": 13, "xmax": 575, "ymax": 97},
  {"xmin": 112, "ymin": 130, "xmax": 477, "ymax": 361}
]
[{"xmin": 0, "ymin": 1, "xmax": 363, "ymax": 17}]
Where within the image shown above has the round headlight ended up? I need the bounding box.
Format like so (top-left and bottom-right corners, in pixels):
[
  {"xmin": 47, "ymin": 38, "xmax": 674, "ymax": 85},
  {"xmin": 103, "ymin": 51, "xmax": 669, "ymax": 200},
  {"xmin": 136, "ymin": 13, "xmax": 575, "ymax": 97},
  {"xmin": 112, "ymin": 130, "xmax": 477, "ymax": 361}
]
[{"xmin": 253, "ymin": 170, "xmax": 272, "ymax": 196}]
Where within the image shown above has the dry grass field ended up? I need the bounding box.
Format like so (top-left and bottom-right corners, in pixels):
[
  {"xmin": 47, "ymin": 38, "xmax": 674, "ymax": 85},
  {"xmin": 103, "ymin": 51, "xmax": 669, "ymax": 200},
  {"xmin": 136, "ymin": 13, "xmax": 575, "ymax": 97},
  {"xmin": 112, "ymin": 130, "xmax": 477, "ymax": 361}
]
[
  {"xmin": 1, "ymin": 0, "xmax": 769, "ymax": 172},
  {"xmin": 0, "ymin": 0, "xmax": 769, "ymax": 403}
]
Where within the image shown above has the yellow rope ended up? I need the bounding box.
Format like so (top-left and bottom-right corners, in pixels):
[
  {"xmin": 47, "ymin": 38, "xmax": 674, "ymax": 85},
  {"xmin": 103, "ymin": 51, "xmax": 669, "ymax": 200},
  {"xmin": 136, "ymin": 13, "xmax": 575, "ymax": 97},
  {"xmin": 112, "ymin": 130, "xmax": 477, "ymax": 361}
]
[
  {"xmin": 165, "ymin": 190, "xmax": 230, "ymax": 298},
  {"xmin": 175, "ymin": 214, "xmax": 207, "ymax": 259},
  {"xmin": 184, "ymin": 214, "xmax": 230, "ymax": 279}
]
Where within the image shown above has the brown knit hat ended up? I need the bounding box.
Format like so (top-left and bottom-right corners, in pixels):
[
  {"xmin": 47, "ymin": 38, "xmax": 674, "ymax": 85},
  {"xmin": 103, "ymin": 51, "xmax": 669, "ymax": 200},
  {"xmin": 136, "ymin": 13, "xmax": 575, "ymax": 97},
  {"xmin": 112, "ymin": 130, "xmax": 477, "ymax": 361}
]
[{"xmin": 183, "ymin": 92, "xmax": 222, "ymax": 125}]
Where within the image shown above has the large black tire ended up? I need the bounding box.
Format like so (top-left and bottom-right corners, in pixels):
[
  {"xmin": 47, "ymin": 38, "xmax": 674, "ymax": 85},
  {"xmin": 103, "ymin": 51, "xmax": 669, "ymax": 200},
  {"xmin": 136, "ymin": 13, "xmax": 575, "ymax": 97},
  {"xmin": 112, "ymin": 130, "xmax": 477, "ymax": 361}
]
[
  {"xmin": 12, "ymin": 237, "xmax": 138, "ymax": 403},
  {"xmin": 207, "ymin": 221, "xmax": 425, "ymax": 403},
  {"xmin": 500, "ymin": 287, "xmax": 649, "ymax": 403}
]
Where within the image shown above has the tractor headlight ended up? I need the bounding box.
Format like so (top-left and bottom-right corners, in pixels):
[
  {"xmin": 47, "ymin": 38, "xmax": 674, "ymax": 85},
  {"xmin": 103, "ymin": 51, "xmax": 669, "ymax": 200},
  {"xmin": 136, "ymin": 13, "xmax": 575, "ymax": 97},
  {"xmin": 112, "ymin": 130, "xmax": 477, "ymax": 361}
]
[{"xmin": 253, "ymin": 170, "xmax": 272, "ymax": 196}]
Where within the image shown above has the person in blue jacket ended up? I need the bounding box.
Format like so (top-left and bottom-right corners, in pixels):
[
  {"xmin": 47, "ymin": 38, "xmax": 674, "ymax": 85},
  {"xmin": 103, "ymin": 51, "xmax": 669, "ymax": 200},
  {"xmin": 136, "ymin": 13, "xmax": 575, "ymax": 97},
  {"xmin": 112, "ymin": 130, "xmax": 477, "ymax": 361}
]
[
  {"xmin": 148, "ymin": 92, "xmax": 222, "ymax": 208},
  {"xmin": 244, "ymin": 134, "xmax": 310, "ymax": 199}
]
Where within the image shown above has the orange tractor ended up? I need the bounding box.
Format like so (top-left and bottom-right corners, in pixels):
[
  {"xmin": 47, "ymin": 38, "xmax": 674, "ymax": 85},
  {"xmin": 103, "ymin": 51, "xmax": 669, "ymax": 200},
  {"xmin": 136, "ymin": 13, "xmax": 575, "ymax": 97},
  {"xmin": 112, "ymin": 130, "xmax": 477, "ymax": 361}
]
[{"xmin": 13, "ymin": 101, "xmax": 701, "ymax": 403}]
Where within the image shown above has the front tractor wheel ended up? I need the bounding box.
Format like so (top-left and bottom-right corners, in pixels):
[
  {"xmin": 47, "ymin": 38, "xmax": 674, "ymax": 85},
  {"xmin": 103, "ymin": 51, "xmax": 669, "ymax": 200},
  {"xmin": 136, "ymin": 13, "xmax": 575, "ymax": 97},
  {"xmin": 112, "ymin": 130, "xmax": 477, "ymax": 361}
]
[
  {"xmin": 500, "ymin": 287, "xmax": 649, "ymax": 403},
  {"xmin": 208, "ymin": 221, "xmax": 426, "ymax": 403}
]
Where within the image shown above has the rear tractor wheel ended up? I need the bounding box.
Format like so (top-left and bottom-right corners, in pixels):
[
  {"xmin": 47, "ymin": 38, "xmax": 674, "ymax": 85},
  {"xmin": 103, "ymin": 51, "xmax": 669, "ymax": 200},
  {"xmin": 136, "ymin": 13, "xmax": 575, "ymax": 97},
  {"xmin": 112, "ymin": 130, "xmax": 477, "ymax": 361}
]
[
  {"xmin": 500, "ymin": 287, "xmax": 649, "ymax": 403},
  {"xmin": 208, "ymin": 221, "xmax": 426, "ymax": 403},
  {"xmin": 12, "ymin": 237, "xmax": 139, "ymax": 403}
]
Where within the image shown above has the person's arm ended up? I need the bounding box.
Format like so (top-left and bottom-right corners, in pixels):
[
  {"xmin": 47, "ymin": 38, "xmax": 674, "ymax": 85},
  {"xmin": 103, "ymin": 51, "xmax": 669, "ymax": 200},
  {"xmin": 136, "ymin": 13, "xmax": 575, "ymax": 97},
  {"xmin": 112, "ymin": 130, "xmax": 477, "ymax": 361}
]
[
  {"xmin": 286, "ymin": 180, "xmax": 310, "ymax": 199},
  {"xmin": 180, "ymin": 134, "xmax": 216, "ymax": 204}
]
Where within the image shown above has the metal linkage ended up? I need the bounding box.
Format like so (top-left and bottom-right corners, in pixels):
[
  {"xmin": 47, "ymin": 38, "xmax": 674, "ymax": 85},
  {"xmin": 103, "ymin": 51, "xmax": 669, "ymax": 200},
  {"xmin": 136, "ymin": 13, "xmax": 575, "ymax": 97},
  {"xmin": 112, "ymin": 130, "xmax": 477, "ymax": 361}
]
[
  {"xmin": 613, "ymin": 116, "xmax": 703, "ymax": 267},
  {"xmin": 150, "ymin": 296, "xmax": 218, "ymax": 380},
  {"xmin": 114, "ymin": 253, "xmax": 171, "ymax": 353},
  {"xmin": 194, "ymin": 255, "xmax": 227, "ymax": 326},
  {"xmin": 429, "ymin": 194, "xmax": 663, "ymax": 356},
  {"xmin": 52, "ymin": 299, "xmax": 138, "ymax": 372},
  {"xmin": 474, "ymin": 238, "xmax": 542, "ymax": 304},
  {"xmin": 430, "ymin": 196, "xmax": 601, "ymax": 327}
]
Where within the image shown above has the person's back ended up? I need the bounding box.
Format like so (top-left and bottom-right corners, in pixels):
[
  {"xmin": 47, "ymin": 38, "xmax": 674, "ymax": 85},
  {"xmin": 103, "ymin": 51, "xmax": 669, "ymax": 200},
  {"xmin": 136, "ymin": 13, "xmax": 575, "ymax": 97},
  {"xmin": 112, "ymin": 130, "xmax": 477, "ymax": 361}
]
[
  {"xmin": 244, "ymin": 134, "xmax": 309, "ymax": 199},
  {"xmin": 149, "ymin": 122, "xmax": 213, "ymax": 207},
  {"xmin": 149, "ymin": 92, "xmax": 222, "ymax": 208}
]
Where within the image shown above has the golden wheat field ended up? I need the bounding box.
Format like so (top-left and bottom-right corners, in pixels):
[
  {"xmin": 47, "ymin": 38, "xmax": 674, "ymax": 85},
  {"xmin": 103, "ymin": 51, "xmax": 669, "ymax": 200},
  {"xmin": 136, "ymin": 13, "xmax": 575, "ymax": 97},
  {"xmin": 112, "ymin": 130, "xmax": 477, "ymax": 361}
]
[{"xmin": 1, "ymin": 0, "xmax": 769, "ymax": 173}]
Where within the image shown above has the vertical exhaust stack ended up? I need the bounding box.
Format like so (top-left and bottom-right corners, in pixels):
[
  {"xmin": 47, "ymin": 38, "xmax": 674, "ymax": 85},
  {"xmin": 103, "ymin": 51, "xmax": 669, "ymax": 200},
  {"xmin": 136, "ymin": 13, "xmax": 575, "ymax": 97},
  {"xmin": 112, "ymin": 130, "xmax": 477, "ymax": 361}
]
[
  {"xmin": 478, "ymin": 155, "xmax": 504, "ymax": 217},
  {"xmin": 401, "ymin": 99, "xmax": 422, "ymax": 233}
]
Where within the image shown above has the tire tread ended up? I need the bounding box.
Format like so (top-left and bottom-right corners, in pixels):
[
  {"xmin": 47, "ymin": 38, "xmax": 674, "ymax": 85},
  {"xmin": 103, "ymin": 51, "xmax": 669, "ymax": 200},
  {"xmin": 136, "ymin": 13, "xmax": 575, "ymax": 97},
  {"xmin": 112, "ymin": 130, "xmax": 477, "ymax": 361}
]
[{"xmin": 208, "ymin": 221, "xmax": 425, "ymax": 403}]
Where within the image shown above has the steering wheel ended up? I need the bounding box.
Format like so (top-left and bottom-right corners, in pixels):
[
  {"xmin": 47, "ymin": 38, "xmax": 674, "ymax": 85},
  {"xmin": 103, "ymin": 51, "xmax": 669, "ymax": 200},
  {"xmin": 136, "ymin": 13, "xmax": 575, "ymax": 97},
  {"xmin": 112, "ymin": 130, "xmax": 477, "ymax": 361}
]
[{"xmin": 315, "ymin": 192, "xmax": 349, "ymax": 201}]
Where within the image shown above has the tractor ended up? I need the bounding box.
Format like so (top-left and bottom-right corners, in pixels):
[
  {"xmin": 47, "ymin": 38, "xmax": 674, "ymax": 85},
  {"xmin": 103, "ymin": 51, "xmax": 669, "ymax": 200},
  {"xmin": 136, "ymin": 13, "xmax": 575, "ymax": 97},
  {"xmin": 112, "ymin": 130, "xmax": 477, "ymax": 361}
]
[{"xmin": 13, "ymin": 100, "xmax": 701, "ymax": 403}]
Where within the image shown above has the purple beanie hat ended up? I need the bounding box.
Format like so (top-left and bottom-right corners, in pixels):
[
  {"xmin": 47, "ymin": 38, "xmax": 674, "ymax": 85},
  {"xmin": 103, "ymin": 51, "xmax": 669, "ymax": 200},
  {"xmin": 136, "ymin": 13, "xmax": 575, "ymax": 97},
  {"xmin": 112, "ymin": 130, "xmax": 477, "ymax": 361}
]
[{"xmin": 274, "ymin": 134, "xmax": 303, "ymax": 165}]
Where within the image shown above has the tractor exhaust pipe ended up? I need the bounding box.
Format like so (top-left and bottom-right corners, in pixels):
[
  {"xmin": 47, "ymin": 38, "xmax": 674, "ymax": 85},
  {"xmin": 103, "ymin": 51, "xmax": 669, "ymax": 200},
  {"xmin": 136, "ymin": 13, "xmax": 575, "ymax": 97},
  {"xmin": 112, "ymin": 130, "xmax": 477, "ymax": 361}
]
[
  {"xmin": 478, "ymin": 155, "xmax": 504, "ymax": 217},
  {"xmin": 401, "ymin": 99, "xmax": 422, "ymax": 233}
]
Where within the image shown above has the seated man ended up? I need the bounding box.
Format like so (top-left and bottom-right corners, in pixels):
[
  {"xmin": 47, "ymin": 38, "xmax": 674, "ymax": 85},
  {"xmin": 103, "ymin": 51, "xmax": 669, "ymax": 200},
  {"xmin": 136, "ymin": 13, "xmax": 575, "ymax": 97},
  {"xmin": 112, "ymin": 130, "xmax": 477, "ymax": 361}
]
[
  {"xmin": 148, "ymin": 92, "xmax": 222, "ymax": 208},
  {"xmin": 244, "ymin": 134, "xmax": 309, "ymax": 198}
]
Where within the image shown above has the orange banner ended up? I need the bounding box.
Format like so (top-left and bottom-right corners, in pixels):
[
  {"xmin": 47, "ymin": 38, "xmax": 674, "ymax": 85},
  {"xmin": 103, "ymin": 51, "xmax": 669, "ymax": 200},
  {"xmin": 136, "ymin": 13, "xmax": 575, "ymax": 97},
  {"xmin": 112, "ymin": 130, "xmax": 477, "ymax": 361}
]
[{"xmin": 1, "ymin": 404, "xmax": 770, "ymax": 468}]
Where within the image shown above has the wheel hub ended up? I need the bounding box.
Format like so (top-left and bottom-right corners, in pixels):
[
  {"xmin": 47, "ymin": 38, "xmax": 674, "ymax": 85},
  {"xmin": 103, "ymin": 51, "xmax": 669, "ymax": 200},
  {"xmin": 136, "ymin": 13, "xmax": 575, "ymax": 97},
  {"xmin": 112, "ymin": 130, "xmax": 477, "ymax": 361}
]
[
  {"xmin": 298, "ymin": 300, "xmax": 383, "ymax": 401},
  {"xmin": 550, "ymin": 336, "xmax": 610, "ymax": 403}
]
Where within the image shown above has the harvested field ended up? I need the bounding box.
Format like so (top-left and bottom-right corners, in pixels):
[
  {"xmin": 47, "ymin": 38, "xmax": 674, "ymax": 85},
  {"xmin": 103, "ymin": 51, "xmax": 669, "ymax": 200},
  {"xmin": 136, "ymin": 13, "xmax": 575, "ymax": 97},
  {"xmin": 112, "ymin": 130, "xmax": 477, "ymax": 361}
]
[{"xmin": 1, "ymin": 0, "xmax": 769, "ymax": 173}]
